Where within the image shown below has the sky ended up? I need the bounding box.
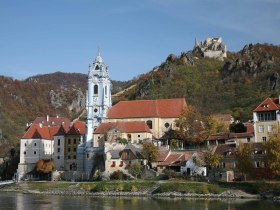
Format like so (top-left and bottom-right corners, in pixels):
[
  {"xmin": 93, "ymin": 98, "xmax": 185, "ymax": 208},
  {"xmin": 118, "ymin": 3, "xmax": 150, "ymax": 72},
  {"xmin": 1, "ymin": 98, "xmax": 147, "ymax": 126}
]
[{"xmin": 0, "ymin": 0, "xmax": 279, "ymax": 81}]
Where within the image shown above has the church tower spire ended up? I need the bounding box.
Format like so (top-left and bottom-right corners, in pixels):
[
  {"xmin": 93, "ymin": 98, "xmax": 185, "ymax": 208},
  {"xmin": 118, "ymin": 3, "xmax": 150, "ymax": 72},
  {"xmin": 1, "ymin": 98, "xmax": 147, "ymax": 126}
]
[{"xmin": 85, "ymin": 50, "xmax": 111, "ymax": 147}]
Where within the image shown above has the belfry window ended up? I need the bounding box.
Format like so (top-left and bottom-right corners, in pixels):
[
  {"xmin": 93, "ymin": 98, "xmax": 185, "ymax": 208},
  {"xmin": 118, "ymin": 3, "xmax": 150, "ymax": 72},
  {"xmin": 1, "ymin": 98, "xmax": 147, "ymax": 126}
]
[
  {"xmin": 94, "ymin": 85, "xmax": 98, "ymax": 95},
  {"xmin": 146, "ymin": 120, "xmax": 153, "ymax": 129}
]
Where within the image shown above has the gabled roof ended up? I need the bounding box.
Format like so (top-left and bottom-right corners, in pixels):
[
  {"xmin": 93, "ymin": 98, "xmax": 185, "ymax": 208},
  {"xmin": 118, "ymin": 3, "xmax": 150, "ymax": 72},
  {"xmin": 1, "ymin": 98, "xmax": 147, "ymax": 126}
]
[
  {"xmin": 94, "ymin": 121, "xmax": 151, "ymax": 134},
  {"xmin": 120, "ymin": 144, "xmax": 144, "ymax": 160},
  {"xmin": 32, "ymin": 116, "xmax": 71, "ymax": 129},
  {"xmin": 67, "ymin": 121, "xmax": 86, "ymax": 135},
  {"xmin": 107, "ymin": 98, "xmax": 186, "ymax": 119},
  {"xmin": 215, "ymin": 114, "xmax": 234, "ymax": 123},
  {"xmin": 22, "ymin": 124, "xmax": 66, "ymax": 140},
  {"xmin": 157, "ymin": 152, "xmax": 186, "ymax": 166},
  {"xmin": 253, "ymin": 98, "xmax": 280, "ymax": 112}
]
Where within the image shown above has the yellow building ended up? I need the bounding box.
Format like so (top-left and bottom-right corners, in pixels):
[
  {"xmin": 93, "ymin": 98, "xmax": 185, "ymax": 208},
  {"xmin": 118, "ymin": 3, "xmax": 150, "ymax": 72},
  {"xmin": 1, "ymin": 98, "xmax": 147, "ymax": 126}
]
[
  {"xmin": 64, "ymin": 121, "xmax": 85, "ymax": 170},
  {"xmin": 103, "ymin": 98, "xmax": 186, "ymax": 140}
]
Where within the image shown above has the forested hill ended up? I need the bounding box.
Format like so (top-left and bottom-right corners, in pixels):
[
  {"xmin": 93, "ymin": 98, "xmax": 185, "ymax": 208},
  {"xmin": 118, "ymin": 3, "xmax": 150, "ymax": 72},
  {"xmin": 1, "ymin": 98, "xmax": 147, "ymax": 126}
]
[
  {"xmin": 116, "ymin": 43, "xmax": 280, "ymax": 121},
  {"xmin": 1, "ymin": 43, "xmax": 280, "ymax": 146}
]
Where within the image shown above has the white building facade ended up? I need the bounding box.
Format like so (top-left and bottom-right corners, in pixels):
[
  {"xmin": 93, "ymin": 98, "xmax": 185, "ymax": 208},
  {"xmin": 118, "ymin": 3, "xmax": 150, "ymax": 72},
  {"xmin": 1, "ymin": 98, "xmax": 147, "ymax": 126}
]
[{"xmin": 77, "ymin": 51, "xmax": 112, "ymax": 176}]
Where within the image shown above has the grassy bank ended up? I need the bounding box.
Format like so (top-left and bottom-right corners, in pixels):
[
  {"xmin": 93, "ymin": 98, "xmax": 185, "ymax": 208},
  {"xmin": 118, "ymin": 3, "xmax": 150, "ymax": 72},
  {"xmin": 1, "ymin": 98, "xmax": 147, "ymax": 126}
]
[{"xmin": 1, "ymin": 180, "xmax": 280, "ymax": 196}]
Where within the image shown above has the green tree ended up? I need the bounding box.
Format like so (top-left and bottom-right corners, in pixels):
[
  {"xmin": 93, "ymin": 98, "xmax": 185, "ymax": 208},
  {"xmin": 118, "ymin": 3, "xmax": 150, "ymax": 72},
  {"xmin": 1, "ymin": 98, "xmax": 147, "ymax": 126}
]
[
  {"xmin": 235, "ymin": 142, "xmax": 254, "ymax": 180},
  {"xmin": 116, "ymin": 137, "xmax": 128, "ymax": 145},
  {"xmin": 229, "ymin": 122, "xmax": 247, "ymax": 133},
  {"xmin": 264, "ymin": 131, "xmax": 280, "ymax": 176},
  {"xmin": 141, "ymin": 142, "xmax": 159, "ymax": 167},
  {"xmin": 128, "ymin": 162, "xmax": 142, "ymax": 179},
  {"xmin": 175, "ymin": 105, "xmax": 205, "ymax": 144}
]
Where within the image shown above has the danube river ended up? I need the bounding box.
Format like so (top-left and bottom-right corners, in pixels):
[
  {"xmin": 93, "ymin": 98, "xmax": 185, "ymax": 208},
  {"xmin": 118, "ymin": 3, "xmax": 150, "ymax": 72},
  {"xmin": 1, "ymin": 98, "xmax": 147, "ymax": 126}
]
[{"xmin": 0, "ymin": 192, "xmax": 279, "ymax": 210}]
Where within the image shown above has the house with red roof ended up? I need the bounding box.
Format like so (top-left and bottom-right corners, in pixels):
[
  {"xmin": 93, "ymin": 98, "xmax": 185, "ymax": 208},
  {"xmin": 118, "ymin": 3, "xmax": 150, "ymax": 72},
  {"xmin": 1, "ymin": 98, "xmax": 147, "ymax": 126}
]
[
  {"xmin": 64, "ymin": 121, "xmax": 86, "ymax": 171},
  {"xmin": 253, "ymin": 97, "xmax": 280, "ymax": 142},
  {"xmin": 17, "ymin": 116, "xmax": 85, "ymax": 180},
  {"xmin": 93, "ymin": 121, "xmax": 153, "ymax": 147},
  {"xmin": 106, "ymin": 98, "xmax": 187, "ymax": 139}
]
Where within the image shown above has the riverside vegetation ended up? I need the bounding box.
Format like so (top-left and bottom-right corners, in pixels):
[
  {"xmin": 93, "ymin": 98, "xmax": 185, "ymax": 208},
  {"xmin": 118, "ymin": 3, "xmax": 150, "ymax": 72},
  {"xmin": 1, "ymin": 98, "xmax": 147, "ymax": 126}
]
[{"xmin": 1, "ymin": 180, "xmax": 280, "ymax": 200}]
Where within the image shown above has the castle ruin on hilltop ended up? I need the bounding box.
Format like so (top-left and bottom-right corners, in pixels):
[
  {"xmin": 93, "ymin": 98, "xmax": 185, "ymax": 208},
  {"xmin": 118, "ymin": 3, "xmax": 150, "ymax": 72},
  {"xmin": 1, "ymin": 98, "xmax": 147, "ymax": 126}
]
[{"xmin": 193, "ymin": 37, "xmax": 227, "ymax": 60}]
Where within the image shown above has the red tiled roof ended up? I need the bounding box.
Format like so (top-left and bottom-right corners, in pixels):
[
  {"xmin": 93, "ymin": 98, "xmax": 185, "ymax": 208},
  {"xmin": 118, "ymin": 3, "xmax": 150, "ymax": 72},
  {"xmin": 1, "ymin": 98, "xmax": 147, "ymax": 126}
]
[
  {"xmin": 244, "ymin": 122, "xmax": 254, "ymax": 133},
  {"xmin": 207, "ymin": 132, "xmax": 253, "ymax": 141},
  {"xmin": 94, "ymin": 121, "xmax": 152, "ymax": 134},
  {"xmin": 253, "ymin": 98, "xmax": 280, "ymax": 112},
  {"xmin": 157, "ymin": 153, "xmax": 185, "ymax": 166},
  {"xmin": 157, "ymin": 148, "xmax": 170, "ymax": 162},
  {"xmin": 22, "ymin": 124, "xmax": 66, "ymax": 140},
  {"xmin": 215, "ymin": 114, "xmax": 234, "ymax": 122},
  {"xmin": 32, "ymin": 116, "xmax": 71, "ymax": 129},
  {"xmin": 67, "ymin": 121, "xmax": 86, "ymax": 135},
  {"xmin": 107, "ymin": 98, "xmax": 186, "ymax": 119}
]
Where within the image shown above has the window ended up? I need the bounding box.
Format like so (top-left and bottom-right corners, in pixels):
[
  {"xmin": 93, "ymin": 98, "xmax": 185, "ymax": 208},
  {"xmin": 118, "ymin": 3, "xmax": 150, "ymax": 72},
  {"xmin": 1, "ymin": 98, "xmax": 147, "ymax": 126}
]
[
  {"xmin": 68, "ymin": 139, "xmax": 71, "ymax": 144},
  {"xmin": 146, "ymin": 120, "xmax": 153, "ymax": 129},
  {"xmin": 68, "ymin": 155, "xmax": 71, "ymax": 159},
  {"xmin": 58, "ymin": 139, "xmax": 60, "ymax": 146},
  {"xmin": 34, "ymin": 143, "xmax": 37, "ymax": 147},
  {"xmin": 73, "ymin": 155, "xmax": 76, "ymax": 159},
  {"xmin": 164, "ymin": 122, "xmax": 170, "ymax": 128},
  {"xmin": 74, "ymin": 148, "xmax": 76, "ymax": 152},
  {"xmin": 247, "ymin": 137, "xmax": 251, "ymax": 143},
  {"xmin": 68, "ymin": 148, "xmax": 71, "ymax": 152},
  {"xmin": 94, "ymin": 85, "xmax": 98, "ymax": 94},
  {"xmin": 268, "ymin": 125, "xmax": 273, "ymax": 132},
  {"xmin": 34, "ymin": 151, "xmax": 37, "ymax": 155},
  {"xmin": 87, "ymin": 153, "xmax": 89, "ymax": 159},
  {"xmin": 24, "ymin": 151, "xmax": 26, "ymax": 155},
  {"xmin": 57, "ymin": 148, "xmax": 60, "ymax": 153},
  {"xmin": 57, "ymin": 156, "xmax": 60, "ymax": 159},
  {"xmin": 24, "ymin": 143, "xmax": 26, "ymax": 147},
  {"xmin": 222, "ymin": 162, "xmax": 226, "ymax": 168},
  {"xmin": 74, "ymin": 139, "xmax": 77, "ymax": 144},
  {"xmin": 258, "ymin": 111, "xmax": 276, "ymax": 121},
  {"xmin": 262, "ymin": 137, "xmax": 267, "ymax": 142},
  {"xmin": 138, "ymin": 134, "xmax": 140, "ymax": 138},
  {"xmin": 258, "ymin": 125, "xmax": 264, "ymax": 133}
]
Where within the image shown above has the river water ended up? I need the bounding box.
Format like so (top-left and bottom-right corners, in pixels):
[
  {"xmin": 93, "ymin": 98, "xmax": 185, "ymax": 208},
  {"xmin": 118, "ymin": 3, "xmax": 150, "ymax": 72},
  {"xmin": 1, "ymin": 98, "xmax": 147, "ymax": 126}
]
[{"xmin": 0, "ymin": 192, "xmax": 279, "ymax": 210}]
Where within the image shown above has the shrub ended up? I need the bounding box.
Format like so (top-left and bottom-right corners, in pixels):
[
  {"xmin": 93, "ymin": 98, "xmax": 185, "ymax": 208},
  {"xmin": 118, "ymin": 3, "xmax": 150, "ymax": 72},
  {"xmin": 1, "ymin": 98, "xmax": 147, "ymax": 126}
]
[
  {"xmin": 110, "ymin": 170, "xmax": 127, "ymax": 180},
  {"xmin": 115, "ymin": 184, "xmax": 124, "ymax": 192},
  {"xmin": 163, "ymin": 168, "xmax": 176, "ymax": 179},
  {"xmin": 130, "ymin": 185, "xmax": 138, "ymax": 192}
]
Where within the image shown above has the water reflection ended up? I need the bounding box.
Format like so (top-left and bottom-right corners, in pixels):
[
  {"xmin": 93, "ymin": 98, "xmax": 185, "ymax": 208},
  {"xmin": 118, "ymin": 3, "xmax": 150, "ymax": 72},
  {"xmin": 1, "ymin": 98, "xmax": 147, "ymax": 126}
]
[{"xmin": 0, "ymin": 192, "xmax": 278, "ymax": 210}]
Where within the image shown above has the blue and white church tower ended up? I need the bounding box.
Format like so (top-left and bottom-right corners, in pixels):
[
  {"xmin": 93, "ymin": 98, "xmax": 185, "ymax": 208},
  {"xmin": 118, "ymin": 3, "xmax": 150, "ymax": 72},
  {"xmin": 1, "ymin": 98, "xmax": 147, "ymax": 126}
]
[{"xmin": 77, "ymin": 51, "xmax": 111, "ymax": 177}]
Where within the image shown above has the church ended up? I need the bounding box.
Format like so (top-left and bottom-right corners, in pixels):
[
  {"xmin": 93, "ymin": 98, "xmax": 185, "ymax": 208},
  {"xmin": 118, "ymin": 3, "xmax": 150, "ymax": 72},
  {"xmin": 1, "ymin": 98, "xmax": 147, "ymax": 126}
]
[{"xmin": 18, "ymin": 51, "xmax": 186, "ymax": 180}]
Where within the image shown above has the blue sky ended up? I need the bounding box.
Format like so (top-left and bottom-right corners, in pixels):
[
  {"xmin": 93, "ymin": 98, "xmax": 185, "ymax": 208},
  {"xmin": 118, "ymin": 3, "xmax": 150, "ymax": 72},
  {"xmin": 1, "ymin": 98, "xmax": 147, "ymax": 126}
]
[{"xmin": 0, "ymin": 0, "xmax": 279, "ymax": 81}]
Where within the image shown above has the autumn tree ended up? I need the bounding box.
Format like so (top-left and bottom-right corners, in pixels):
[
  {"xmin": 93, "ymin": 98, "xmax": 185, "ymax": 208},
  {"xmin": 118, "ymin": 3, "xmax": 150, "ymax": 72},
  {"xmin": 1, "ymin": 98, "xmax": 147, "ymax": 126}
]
[
  {"xmin": 175, "ymin": 105, "xmax": 205, "ymax": 145},
  {"xmin": 235, "ymin": 142, "xmax": 254, "ymax": 180},
  {"xmin": 204, "ymin": 115, "xmax": 228, "ymax": 136},
  {"xmin": 203, "ymin": 149, "xmax": 222, "ymax": 171},
  {"xmin": 141, "ymin": 142, "xmax": 159, "ymax": 167},
  {"xmin": 264, "ymin": 132, "xmax": 280, "ymax": 176},
  {"xmin": 35, "ymin": 159, "xmax": 55, "ymax": 174}
]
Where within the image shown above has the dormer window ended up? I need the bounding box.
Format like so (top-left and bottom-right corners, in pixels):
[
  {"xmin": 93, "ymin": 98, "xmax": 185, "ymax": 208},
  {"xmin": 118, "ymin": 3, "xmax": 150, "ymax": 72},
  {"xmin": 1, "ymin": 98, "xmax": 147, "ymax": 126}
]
[
  {"xmin": 262, "ymin": 104, "xmax": 269, "ymax": 108},
  {"xmin": 95, "ymin": 65, "xmax": 100, "ymax": 70}
]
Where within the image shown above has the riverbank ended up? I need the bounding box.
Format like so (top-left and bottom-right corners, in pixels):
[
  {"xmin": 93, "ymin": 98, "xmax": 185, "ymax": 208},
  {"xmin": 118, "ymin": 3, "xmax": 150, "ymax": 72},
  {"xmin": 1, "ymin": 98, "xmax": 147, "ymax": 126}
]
[{"xmin": 1, "ymin": 180, "xmax": 279, "ymax": 201}]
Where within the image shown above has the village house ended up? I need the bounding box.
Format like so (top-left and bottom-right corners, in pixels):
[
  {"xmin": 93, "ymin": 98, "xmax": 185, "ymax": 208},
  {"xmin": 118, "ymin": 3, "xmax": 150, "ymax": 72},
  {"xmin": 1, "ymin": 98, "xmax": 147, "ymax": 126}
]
[{"xmin": 253, "ymin": 97, "xmax": 280, "ymax": 142}]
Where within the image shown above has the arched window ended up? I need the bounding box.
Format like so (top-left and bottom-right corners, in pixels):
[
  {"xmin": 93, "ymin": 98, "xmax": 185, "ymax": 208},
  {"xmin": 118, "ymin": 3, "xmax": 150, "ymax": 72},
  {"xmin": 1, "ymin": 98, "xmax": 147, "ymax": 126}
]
[
  {"xmin": 105, "ymin": 86, "xmax": 107, "ymax": 96},
  {"xmin": 94, "ymin": 85, "xmax": 98, "ymax": 95},
  {"xmin": 146, "ymin": 120, "xmax": 153, "ymax": 129}
]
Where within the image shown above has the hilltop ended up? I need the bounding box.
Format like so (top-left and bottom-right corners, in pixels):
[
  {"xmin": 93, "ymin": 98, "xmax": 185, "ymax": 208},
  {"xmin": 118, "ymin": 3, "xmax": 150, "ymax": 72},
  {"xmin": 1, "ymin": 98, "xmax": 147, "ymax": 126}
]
[{"xmin": 1, "ymin": 43, "xmax": 280, "ymax": 148}]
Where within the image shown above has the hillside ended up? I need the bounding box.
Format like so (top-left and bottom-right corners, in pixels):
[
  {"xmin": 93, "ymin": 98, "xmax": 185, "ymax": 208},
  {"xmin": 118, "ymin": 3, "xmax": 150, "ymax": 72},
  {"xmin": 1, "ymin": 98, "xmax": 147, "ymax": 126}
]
[
  {"xmin": 1, "ymin": 43, "xmax": 280, "ymax": 147},
  {"xmin": 116, "ymin": 43, "xmax": 280, "ymax": 121},
  {"xmin": 0, "ymin": 73, "xmax": 133, "ymax": 147}
]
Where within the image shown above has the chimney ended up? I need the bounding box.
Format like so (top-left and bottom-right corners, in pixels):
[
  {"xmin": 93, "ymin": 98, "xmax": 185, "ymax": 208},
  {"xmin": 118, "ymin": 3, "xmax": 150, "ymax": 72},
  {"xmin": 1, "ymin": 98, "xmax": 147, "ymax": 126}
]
[{"xmin": 47, "ymin": 115, "xmax": 49, "ymax": 122}]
